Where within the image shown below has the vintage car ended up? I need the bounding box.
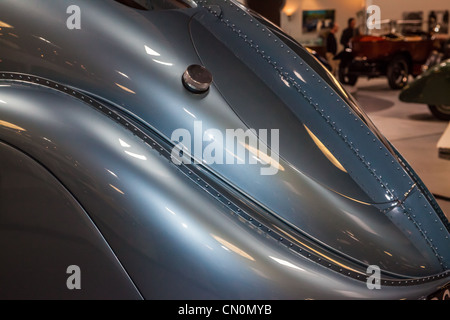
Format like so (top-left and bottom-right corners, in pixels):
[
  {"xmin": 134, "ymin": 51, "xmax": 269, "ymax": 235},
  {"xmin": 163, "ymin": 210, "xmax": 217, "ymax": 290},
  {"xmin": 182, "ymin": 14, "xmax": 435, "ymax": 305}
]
[
  {"xmin": 339, "ymin": 32, "xmax": 438, "ymax": 89},
  {"xmin": 400, "ymin": 59, "xmax": 450, "ymax": 120},
  {"xmin": 0, "ymin": 0, "xmax": 449, "ymax": 299}
]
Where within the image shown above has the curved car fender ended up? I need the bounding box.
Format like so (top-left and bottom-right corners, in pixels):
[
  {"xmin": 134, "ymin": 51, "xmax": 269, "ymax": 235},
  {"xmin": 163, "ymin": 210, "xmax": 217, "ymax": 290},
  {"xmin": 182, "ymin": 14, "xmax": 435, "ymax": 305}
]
[
  {"xmin": 0, "ymin": 78, "xmax": 448, "ymax": 299},
  {"xmin": 0, "ymin": 140, "xmax": 143, "ymax": 299},
  {"xmin": 400, "ymin": 59, "xmax": 450, "ymax": 106}
]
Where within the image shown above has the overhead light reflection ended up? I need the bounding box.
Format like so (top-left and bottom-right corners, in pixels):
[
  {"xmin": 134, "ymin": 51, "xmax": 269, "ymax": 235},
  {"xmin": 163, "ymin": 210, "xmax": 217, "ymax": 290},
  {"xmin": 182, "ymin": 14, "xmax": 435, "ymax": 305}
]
[
  {"xmin": 281, "ymin": 77, "xmax": 290, "ymax": 87},
  {"xmin": 272, "ymin": 225, "xmax": 364, "ymax": 275},
  {"xmin": 119, "ymin": 138, "xmax": 147, "ymax": 160},
  {"xmin": 145, "ymin": 45, "xmax": 160, "ymax": 56},
  {"xmin": 152, "ymin": 59, "xmax": 173, "ymax": 67},
  {"xmin": 333, "ymin": 191, "xmax": 371, "ymax": 206},
  {"xmin": 165, "ymin": 207, "xmax": 176, "ymax": 215},
  {"xmin": 269, "ymin": 256, "xmax": 304, "ymax": 271},
  {"xmin": 183, "ymin": 107, "xmax": 196, "ymax": 119},
  {"xmin": 124, "ymin": 150, "xmax": 147, "ymax": 161},
  {"xmin": 116, "ymin": 71, "xmax": 130, "ymax": 79},
  {"xmin": 294, "ymin": 70, "xmax": 306, "ymax": 83},
  {"xmin": 239, "ymin": 141, "xmax": 285, "ymax": 172},
  {"xmin": 225, "ymin": 148, "xmax": 245, "ymax": 163},
  {"xmin": 105, "ymin": 168, "xmax": 118, "ymax": 178},
  {"xmin": 109, "ymin": 184, "xmax": 124, "ymax": 195},
  {"xmin": 37, "ymin": 36, "xmax": 51, "ymax": 44},
  {"xmin": 115, "ymin": 83, "xmax": 136, "ymax": 94},
  {"xmin": 0, "ymin": 120, "xmax": 26, "ymax": 131},
  {"xmin": 212, "ymin": 235, "xmax": 255, "ymax": 261},
  {"xmin": 119, "ymin": 138, "xmax": 131, "ymax": 148},
  {"xmin": 33, "ymin": 35, "xmax": 61, "ymax": 49},
  {"xmin": 0, "ymin": 21, "xmax": 14, "ymax": 28},
  {"xmin": 304, "ymin": 124, "xmax": 347, "ymax": 173}
]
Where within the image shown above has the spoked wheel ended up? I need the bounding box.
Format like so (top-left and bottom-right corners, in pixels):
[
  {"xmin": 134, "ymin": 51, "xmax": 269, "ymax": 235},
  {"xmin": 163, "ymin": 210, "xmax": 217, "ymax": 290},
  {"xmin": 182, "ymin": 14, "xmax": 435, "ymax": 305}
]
[
  {"xmin": 428, "ymin": 104, "xmax": 450, "ymax": 120},
  {"xmin": 387, "ymin": 57, "xmax": 409, "ymax": 90}
]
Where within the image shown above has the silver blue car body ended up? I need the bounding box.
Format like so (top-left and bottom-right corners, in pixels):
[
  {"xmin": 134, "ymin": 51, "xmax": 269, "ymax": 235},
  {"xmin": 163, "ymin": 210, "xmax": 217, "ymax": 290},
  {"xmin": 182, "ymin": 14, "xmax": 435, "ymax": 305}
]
[{"xmin": 0, "ymin": 0, "xmax": 449, "ymax": 299}]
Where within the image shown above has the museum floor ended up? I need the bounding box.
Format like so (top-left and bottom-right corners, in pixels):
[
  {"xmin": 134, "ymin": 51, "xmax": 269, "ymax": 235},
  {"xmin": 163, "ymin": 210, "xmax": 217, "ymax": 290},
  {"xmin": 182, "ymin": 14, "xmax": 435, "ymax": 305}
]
[{"xmin": 352, "ymin": 78, "xmax": 450, "ymax": 219}]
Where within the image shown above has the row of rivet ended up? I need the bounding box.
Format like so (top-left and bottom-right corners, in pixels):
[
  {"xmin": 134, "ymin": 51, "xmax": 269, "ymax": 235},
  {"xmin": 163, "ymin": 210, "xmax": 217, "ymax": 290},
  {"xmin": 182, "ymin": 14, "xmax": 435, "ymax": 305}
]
[
  {"xmin": 392, "ymin": 147, "xmax": 450, "ymax": 268},
  {"xmin": 397, "ymin": 154, "xmax": 450, "ymax": 232},
  {"xmin": 400, "ymin": 204, "xmax": 447, "ymax": 270}
]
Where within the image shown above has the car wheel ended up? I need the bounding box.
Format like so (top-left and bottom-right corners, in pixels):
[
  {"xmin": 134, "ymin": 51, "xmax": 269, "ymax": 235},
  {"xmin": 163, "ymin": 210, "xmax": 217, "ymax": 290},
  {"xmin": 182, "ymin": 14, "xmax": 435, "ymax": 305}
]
[
  {"xmin": 428, "ymin": 104, "xmax": 450, "ymax": 120},
  {"xmin": 387, "ymin": 57, "xmax": 409, "ymax": 90}
]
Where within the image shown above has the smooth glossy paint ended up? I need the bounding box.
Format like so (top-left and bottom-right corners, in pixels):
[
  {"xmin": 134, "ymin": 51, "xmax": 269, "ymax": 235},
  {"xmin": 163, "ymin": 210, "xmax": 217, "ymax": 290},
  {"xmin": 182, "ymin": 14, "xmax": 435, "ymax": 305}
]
[{"xmin": 0, "ymin": 0, "xmax": 448, "ymax": 299}]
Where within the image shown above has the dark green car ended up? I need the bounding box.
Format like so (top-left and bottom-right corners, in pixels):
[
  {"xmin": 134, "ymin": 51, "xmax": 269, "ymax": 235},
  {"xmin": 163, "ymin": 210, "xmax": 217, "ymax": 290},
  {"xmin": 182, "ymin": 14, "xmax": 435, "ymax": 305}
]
[{"xmin": 400, "ymin": 59, "xmax": 450, "ymax": 120}]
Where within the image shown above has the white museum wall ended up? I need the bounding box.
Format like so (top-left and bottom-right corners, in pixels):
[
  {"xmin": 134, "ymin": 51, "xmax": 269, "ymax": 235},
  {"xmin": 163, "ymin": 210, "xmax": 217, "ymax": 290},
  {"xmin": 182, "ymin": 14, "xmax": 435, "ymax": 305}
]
[
  {"xmin": 369, "ymin": 0, "xmax": 449, "ymax": 23},
  {"xmin": 235, "ymin": 0, "xmax": 448, "ymax": 50},
  {"xmin": 369, "ymin": 0, "xmax": 449, "ymax": 35},
  {"xmin": 280, "ymin": 0, "xmax": 365, "ymax": 47}
]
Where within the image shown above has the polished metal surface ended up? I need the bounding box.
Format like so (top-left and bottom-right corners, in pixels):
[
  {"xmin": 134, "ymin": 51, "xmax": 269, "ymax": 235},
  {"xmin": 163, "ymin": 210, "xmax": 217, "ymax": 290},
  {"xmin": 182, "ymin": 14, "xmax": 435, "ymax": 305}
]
[
  {"xmin": 0, "ymin": 0, "xmax": 448, "ymax": 299},
  {"xmin": 0, "ymin": 141, "xmax": 142, "ymax": 299}
]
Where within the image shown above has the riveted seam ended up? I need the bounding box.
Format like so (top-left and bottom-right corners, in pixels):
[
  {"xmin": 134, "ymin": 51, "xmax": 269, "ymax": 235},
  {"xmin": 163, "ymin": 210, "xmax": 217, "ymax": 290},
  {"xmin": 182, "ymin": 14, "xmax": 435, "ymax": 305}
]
[
  {"xmin": 196, "ymin": 0, "xmax": 449, "ymax": 266},
  {"xmin": 197, "ymin": 0, "xmax": 397, "ymax": 203}
]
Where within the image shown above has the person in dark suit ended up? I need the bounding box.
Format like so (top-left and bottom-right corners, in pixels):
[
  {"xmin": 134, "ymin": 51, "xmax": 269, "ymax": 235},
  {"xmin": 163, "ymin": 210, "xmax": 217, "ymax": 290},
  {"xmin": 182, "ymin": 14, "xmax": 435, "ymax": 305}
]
[{"xmin": 340, "ymin": 18, "xmax": 359, "ymax": 49}]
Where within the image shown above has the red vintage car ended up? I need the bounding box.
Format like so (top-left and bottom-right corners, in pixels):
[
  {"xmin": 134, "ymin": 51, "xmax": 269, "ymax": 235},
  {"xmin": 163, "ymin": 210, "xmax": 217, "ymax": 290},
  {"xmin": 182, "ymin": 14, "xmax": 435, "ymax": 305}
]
[{"xmin": 339, "ymin": 33, "xmax": 439, "ymax": 89}]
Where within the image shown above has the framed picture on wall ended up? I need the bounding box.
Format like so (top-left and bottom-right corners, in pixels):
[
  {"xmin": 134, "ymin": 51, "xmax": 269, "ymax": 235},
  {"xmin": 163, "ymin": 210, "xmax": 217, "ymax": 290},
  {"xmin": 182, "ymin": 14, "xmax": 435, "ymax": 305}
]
[
  {"xmin": 402, "ymin": 11, "xmax": 423, "ymax": 35},
  {"xmin": 302, "ymin": 10, "xmax": 335, "ymax": 34}
]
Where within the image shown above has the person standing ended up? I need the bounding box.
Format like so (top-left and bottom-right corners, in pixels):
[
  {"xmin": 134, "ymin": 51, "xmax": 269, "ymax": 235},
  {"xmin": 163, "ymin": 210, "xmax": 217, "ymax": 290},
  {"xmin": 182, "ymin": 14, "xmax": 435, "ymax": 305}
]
[
  {"xmin": 326, "ymin": 22, "xmax": 339, "ymax": 76},
  {"xmin": 340, "ymin": 18, "xmax": 359, "ymax": 49}
]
